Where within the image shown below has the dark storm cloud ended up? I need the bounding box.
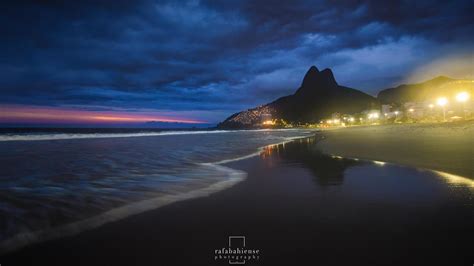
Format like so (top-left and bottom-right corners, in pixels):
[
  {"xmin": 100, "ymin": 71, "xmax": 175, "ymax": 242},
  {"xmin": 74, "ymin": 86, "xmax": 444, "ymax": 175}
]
[{"xmin": 1, "ymin": 0, "xmax": 473, "ymax": 121}]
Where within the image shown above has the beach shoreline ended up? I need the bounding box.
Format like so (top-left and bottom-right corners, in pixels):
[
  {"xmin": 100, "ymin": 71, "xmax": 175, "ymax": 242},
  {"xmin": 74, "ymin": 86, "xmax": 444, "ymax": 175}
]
[
  {"xmin": 0, "ymin": 133, "xmax": 313, "ymax": 255},
  {"xmin": 1, "ymin": 135, "xmax": 473, "ymax": 265},
  {"xmin": 316, "ymin": 120, "xmax": 474, "ymax": 179}
]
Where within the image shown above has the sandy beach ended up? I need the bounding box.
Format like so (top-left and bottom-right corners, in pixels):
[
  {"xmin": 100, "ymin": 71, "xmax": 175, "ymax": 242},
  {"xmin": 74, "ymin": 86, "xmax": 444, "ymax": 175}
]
[
  {"xmin": 2, "ymin": 136, "xmax": 473, "ymax": 265},
  {"xmin": 317, "ymin": 121, "xmax": 474, "ymax": 179}
]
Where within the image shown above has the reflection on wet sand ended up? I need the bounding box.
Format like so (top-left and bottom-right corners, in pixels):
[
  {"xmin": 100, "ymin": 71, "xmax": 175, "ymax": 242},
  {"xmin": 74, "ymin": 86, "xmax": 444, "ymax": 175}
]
[
  {"xmin": 434, "ymin": 170, "xmax": 474, "ymax": 189},
  {"xmin": 260, "ymin": 136, "xmax": 363, "ymax": 186},
  {"xmin": 259, "ymin": 136, "xmax": 474, "ymax": 191}
]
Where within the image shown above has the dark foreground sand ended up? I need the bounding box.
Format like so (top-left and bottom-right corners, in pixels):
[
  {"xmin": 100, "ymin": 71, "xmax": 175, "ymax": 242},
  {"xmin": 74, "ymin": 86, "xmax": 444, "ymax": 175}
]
[
  {"xmin": 2, "ymin": 137, "xmax": 473, "ymax": 265},
  {"xmin": 317, "ymin": 120, "xmax": 474, "ymax": 179}
]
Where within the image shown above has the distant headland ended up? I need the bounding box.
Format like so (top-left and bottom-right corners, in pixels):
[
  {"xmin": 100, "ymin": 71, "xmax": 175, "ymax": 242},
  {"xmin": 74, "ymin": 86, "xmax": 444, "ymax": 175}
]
[{"xmin": 218, "ymin": 66, "xmax": 472, "ymax": 129}]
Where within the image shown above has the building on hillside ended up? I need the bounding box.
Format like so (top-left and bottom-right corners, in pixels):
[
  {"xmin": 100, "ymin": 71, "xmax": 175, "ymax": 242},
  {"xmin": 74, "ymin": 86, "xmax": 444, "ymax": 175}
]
[{"xmin": 261, "ymin": 113, "xmax": 272, "ymax": 123}]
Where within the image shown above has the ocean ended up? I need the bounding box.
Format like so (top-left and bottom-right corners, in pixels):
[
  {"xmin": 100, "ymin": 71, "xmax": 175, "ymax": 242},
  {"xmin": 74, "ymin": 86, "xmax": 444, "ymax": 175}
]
[{"xmin": 0, "ymin": 128, "xmax": 314, "ymax": 252}]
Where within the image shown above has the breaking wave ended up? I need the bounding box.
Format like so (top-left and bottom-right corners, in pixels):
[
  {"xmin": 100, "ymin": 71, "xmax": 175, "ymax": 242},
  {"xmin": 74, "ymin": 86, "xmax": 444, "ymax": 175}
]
[{"xmin": 0, "ymin": 128, "xmax": 302, "ymax": 142}]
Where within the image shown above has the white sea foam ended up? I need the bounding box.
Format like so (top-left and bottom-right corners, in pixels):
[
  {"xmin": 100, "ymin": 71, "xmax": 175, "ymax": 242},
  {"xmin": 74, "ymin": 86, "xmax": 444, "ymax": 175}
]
[
  {"xmin": 210, "ymin": 135, "xmax": 311, "ymax": 165},
  {"xmin": 0, "ymin": 163, "xmax": 246, "ymax": 254},
  {"xmin": 0, "ymin": 128, "xmax": 301, "ymax": 141}
]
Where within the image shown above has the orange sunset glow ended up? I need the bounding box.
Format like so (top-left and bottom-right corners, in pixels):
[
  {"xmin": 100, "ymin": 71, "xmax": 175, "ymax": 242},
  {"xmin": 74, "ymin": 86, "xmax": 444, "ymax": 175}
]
[{"xmin": 0, "ymin": 105, "xmax": 206, "ymax": 124}]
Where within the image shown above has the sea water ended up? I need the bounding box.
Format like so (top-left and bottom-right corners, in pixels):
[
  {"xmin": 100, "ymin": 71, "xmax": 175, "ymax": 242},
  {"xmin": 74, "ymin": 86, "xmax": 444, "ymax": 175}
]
[{"xmin": 0, "ymin": 128, "xmax": 313, "ymax": 251}]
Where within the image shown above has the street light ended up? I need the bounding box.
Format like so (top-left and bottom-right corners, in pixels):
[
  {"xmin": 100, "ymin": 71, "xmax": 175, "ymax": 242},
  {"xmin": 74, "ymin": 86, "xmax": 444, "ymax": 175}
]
[
  {"xmin": 394, "ymin": 111, "xmax": 399, "ymax": 120},
  {"xmin": 437, "ymin": 97, "xmax": 448, "ymax": 106},
  {"xmin": 368, "ymin": 113, "xmax": 379, "ymax": 119},
  {"xmin": 456, "ymin": 92, "xmax": 470, "ymax": 118},
  {"xmin": 437, "ymin": 97, "xmax": 448, "ymax": 121},
  {"xmin": 456, "ymin": 92, "xmax": 470, "ymax": 102}
]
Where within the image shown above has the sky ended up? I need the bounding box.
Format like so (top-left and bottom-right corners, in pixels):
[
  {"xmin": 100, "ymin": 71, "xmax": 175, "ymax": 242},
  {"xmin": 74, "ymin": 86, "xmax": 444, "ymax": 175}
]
[{"xmin": 1, "ymin": 0, "xmax": 473, "ymax": 126}]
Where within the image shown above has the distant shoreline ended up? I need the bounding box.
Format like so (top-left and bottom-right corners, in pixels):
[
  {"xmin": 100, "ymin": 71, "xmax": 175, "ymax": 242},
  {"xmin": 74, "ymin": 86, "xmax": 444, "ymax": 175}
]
[{"xmin": 315, "ymin": 120, "xmax": 474, "ymax": 179}]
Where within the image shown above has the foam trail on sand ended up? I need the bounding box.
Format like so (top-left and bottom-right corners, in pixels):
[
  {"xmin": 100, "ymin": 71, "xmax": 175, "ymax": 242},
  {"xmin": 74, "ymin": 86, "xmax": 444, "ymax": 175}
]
[
  {"xmin": 211, "ymin": 135, "xmax": 310, "ymax": 165},
  {"xmin": 0, "ymin": 164, "xmax": 246, "ymax": 254}
]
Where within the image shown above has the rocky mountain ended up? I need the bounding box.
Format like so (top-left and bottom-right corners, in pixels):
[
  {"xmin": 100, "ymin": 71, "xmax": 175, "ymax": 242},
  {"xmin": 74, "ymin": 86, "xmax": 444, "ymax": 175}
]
[
  {"xmin": 377, "ymin": 76, "xmax": 459, "ymax": 104},
  {"xmin": 218, "ymin": 66, "xmax": 378, "ymax": 128}
]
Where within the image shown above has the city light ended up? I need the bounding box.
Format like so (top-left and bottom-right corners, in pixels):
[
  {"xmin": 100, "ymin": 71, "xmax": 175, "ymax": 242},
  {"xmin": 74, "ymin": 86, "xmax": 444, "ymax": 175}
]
[
  {"xmin": 456, "ymin": 92, "xmax": 470, "ymax": 102},
  {"xmin": 368, "ymin": 113, "xmax": 379, "ymax": 119},
  {"xmin": 437, "ymin": 97, "xmax": 448, "ymax": 121},
  {"xmin": 262, "ymin": 120, "xmax": 275, "ymax": 125},
  {"xmin": 437, "ymin": 97, "xmax": 448, "ymax": 106},
  {"xmin": 317, "ymin": 91, "xmax": 469, "ymax": 129}
]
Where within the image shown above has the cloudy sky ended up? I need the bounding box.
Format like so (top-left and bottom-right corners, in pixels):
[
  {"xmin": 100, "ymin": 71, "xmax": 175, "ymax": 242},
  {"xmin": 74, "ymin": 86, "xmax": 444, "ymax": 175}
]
[{"xmin": 1, "ymin": 0, "xmax": 473, "ymax": 125}]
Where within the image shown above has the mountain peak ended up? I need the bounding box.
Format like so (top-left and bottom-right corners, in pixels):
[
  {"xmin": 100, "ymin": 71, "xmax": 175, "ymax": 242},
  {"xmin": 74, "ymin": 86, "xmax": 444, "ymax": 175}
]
[
  {"xmin": 301, "ymin": 66, "xmax": 320, "ymax": 86},
  {"xmin": 299, "ymin": 66, "xmax": 338, "ymax": 93},
  {"xmin": 320, "ymin": 68, "xmax": 337, "ymax": 85},
  {"xmin": 218, "ymin": 66, "xmax": 377, "ymax": 128},
  {"xmin": 308, "ymin": 65, "xmax": 319, "ymax": 73}
]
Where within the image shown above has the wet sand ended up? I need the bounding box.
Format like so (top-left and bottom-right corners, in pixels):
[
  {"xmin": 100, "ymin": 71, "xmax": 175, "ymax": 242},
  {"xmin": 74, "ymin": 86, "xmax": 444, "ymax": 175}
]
[
  {"xmin": 2, "ymin": 137, "xmax": 473, "ymax": 265},
  {"xmin": 317, "ymin": 121, "xmax": 474, "ymax": 179}
]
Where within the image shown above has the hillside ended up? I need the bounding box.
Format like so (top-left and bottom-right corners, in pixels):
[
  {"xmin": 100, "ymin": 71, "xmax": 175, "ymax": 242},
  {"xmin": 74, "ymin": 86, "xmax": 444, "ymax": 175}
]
[
  {"xmin": 218, "ymin": 66, "xmax": 378, "ymax": 128},
  {"xmin": 377, "ymin": 76, "xmax": 473, "ymax": 104}
]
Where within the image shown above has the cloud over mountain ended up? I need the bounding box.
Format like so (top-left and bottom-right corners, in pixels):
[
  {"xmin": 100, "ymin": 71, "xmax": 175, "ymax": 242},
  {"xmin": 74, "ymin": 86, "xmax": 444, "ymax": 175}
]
[{"xmin": 1, "ymin": 0, "xmax": 473, "ymax": 122}]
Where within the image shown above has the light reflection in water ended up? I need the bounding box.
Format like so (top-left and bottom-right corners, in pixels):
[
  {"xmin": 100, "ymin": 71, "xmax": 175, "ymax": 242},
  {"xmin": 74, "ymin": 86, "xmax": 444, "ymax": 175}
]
[
  {"xmin": 259, "ymin": 137, "xmax": 361, "ymax": 186},
  {"xmin": 259, "ymin": 137, "xmax": 474, "ymax": 191},
  {"xmin": 433, "ymin": 171, "xmax": 474, "ymax": 189}
]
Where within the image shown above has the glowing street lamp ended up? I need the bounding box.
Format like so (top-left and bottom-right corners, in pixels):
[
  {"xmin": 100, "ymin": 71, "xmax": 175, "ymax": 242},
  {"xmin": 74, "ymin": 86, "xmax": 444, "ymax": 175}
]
[
  {"xmin": 437, "ymin": 97, "xmax": 448, "ymax": 121},
  {"xmin": 368, "ymin": 113, "xmax": 379, "ymax": 119},
  {"xmin": 394, "ymin": 111, "xmax": 399, "ymax": 120},
  {"xmin": 456, "ymin": 92, "xmax": 470, "ymax": 102},
  {"xmin": 456, "ymin": 92, "xmax": 470, "ymax": 118},
  {"xmin": 263, "ymin": 120, "xmax": 275, "ymax": 126},
  {"xmin": 437, "ymin": 97, "xmax": 448, "ymax": 106}
]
